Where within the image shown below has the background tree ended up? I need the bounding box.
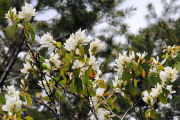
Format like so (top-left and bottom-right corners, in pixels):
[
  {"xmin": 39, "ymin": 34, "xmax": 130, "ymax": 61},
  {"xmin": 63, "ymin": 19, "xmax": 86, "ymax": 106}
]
[{"xmin": 0, "ymin": 0, "xmax": 180, "ymax": 119}]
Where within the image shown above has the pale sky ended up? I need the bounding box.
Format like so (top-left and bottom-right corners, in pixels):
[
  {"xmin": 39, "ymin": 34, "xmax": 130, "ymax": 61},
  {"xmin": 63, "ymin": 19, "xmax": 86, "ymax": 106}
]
[{"xmin": 33, "ymin": 0, "xmax": 180, "ymax": 44}]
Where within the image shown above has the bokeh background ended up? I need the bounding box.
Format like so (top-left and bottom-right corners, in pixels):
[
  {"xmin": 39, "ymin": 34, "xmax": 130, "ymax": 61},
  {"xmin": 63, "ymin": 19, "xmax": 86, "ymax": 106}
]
[{"xmin": 0, "ymin": 0, "xmax": 180, "ymax": 119}]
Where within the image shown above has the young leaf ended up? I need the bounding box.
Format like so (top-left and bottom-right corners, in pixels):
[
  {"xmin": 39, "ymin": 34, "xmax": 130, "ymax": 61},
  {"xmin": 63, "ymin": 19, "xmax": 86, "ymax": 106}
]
[
  {"xmin": 122, "ymin": 70, "xmax": 131, "ymax": 81},
  {"xmin": 26, "ymin": 22, "xmax": 35, "ymax": 41},
  {"xmin": 159, "ymin": 93, "xmax": 167, "ymax": 104},
  {"xmin": 26, "ymin": 93, "xmax": 32, "ymax": 107},
  {"xmin": 74, "ymin": 77, "xmax": 83, "ymax": 93},
  {"xmin": 25, "ymin": 116, "xmax": 33, "ymax": 120},
  {"xmin": 145, "ymin": 109, "xmax": 150, "ymax": 118},
  {"xmin": 83, "ymin": 70, "xmax": 89, "ymax": 85},
  {"xmin": 150, "ymin": 109, "xmax": 156, "ymax": 119}
]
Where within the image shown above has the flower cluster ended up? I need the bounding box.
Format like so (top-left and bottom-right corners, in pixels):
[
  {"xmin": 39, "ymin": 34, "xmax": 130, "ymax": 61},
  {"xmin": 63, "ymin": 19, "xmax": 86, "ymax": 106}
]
[
  {"xmin": 2, "ymin": 85, "xmax": 22, "ymax": 118},
  {"xmin": 19, "ymin": 3, "xmax": 36, "ymax": 22},
  {"xmin": 149, "ymin": 57, "xmax": 163, "ymax": 73},
  {"xmin": 6, "ymin": 3, "xmax": 35, "ymax": 22},
  {"xmin": 115, "ymin": 51, "xmax": 135, "ymax": 77},
  {"xmin": 39, "ymin": 33, "xmax": 57, "ymax": 52},
  {"xmin": 64, "ymin": 29, "xmax": 89, "ymax": 51},
  {"xmin": 142, "ymin": 55, "xmax": 178, "ymax": 112},
  {"xmin": 163, "ymin": 45, "xmax": 180, "ymax": 58}
]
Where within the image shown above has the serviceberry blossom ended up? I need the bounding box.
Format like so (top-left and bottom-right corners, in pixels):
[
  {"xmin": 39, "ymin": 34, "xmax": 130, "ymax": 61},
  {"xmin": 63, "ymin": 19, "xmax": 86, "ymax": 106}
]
[
  {"xmin": 115, "ymin": 51, "xmax": 135, "ymax": 77},
  {"xmin": 150, "ymin": 83, "xmax": 162, "ymax": 99},
  {"xmin": 20, "ymin": 61, "xmax": 33, "ymax": 79},
  {"xmin": 5, "ymin": 7, "xmax": 17, "ymax": 19},
  {"xmin": 72, "ymin": 56, "xmax": 101, "ymax": 80},
  {"xmin": 96, "ymin": 87, "xmax": 105, "ymax": 96},
  {"xmin": 43, "ymin": 53, "xmax": 61, "ymax": 70},
  {"xmin": 72, "ymin": 60, "xmax": 85, "ymax": 69},
  {"xmin": 149, "ymin": 57, "xmax": 162, "ymax": 73},
  {"xmin": 136, "ymin": 52, "xmax": 147, "ymax": 63},
  {"xmin": 89, "ymin": 38, "xmax": 102, "ymax": 56},
  {"xmin": 4, "ymin": 85, "xmax": 20, "ymax": 98},
  {"xmin": 142, "ymin": 90, "xmax": 153, "ymax": 106},
  {"xmin": 112, "ymin": 77, "xmax": 127, "ymax": 93},
  {"xmin": 88, "ymin": 56, "xmax": 102, "ymax": 80},
  {"xmin": 39, "ymin": 33, "xmax": 56, "ymax": 52},
  {"xmin": 159, "ymin": 66, "xmax": 178, "ymax": 84},
  {"xmin": 2, "ymin": 85, "xmax": 22, "ymax": 117},
  {"xmin": 19, "ymin": 3, "xmax": 36, "ymax": 22},
  {"xmin": 89, "ymin": 108, "xmax": 111, "ymax": 120},
  {"xmin": 64, "ymin": 29, "xmax": 89, "ymax": 51},
  {"xmin": 165, "ymin": 85, "xmax": 176, "ymax": 99},
  {"xmin": 163, "ymin": 45, "xmax": 180, "ymax": 58}
]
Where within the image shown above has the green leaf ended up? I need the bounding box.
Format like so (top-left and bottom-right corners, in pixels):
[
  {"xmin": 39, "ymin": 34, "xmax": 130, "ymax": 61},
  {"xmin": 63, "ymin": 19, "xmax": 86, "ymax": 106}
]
[
  {"xmin": 74, "ymin": 77, "xmax": 83, "ymax": 93},
  {"xmin": 159, "ymin": 93, "xmax": 167, "ymax": 104},
  {"xmin": 150, "ymin": 109, "xmax": 156, "ymax": 119},
  {"xmin": 55, "ymin": 91, "xmax": 63, "ymax": 99},
  {"xmin": 134, "ymin": 79, "xmax": 137, "ymax": 87},
  {"xmin": 162, "ymin": 87, "xmax": 170, "ymax": 95},
  {"xmin": 145, "ymin": 109, "xmax": 150, "ymax": 118},
  {"xmin": 43, "ymin": 96, "xmax": 51, "ymax": 102},
  {"xmin": 98, "ymin": 80, "xmax": 107, "ymax": 90},
  {"xmin": 0, "ymin": 95, "xmax": 6, "ymax": 104},
  {"xmin": 25, "ymin": 116, "xmax": 33, "ymax": 120},
  {"xmin": 5, "ymin": 25, "xmax": 16, "ymax": 39},
  {"xmin": 174, "ymin": 61, "xmax": 180, "ymax": 71},
  {"xmin": 26, "ymin": 93, "xmax": 32, "ymax": 107},
  {"xmin": 59, "ymin": 80, "xmax": 66, "ymax": 84},
  {"xmin": 56, "ymin": 42, "xmax": 61, "ymax": 47},
  {"xmin": 83, "ymin": 70, "xmax": 89, "ymax": 85},
  {"xmin": 133, "ymin": 63, "xmax": 142, "ymax": 76},
  {"xmin": 125, "ymin": 82, "xmax": 137, "ymax": 96},
  {"xmin": 26, "ymin": 22, "xmax": 35, "ymax": 41},
  {"xmin": 122, "ymin": 70, "xmax": 131, "ymax": 81},
  {"xmin": 148, "ymin": 73, "xmax": 159, "ymax": 85},
  {"xmin": 73, "ymin": 68, "xmax": 80, "ymax": 79},
  {"xmin": 65, "ymin": 53, "xmax": 72, "ymax": 62},
  {"xmin": 60, "ymin": 68, "xmax": 67, "ymax": 81},
  {"xmin": 79, "ymin": 45, "xmax": 85, "ymax": 56},
  {"xmin": 16, "ymin": 110, "xmax": 22, "ymax": 118}
]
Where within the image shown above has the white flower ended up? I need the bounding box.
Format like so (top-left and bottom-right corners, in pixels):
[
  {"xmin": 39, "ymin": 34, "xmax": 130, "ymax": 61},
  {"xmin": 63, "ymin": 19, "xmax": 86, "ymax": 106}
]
[
  {"xmin": 20, "ymin": 61, "xmax": 32, "ymax": 79},
  {"xmin": 64, "ymin": 35, "xmax": 78, "ymax": 51},
  {"xmin": 2, "ymin": 85, "xmax": 22, "ymax": 115},
  {"xmin": 159, "ymin": 67, "xmax": 178, "ymax": 83},
  {"xmin": 115, "ymin": 51, "xmax": 135, "ymax": 77},
  {"xmin": 4, "ymin": 85, "xmax": 19, "ymax": 98},
  {"xmin": 5, "ymin": 7, "xmax": 17, "ymax": 19},
  {"xmin": 2, "ymin": 96, "xmax": 22, "ymax": 113},
  {"xmin": 39, "ymin": 33, "xmax": 56, "ymax": 52},
  {"xmin": 150, "ymin": 83, "xmax": 162, "ymax": 99},
  {"xmin": 89, "ymin": 38, "xmax": 101, "ymax": 56},
  {"xmin": 96, "ymin": 88, "xmax": 105, "ymax": 96},
  {"xmin": 74, "ymin": 29, "xmax": 89, "ymax": 44},
  {"xmin": 88, "ymin": 56, "xmax": 102, "ymax": 80},
  {"xmin": 19, "ymin": 3, "xmax": 36, "ymax": 21},
  {"xmin": 163, "ymin": 45, "xmax": 180, "ymax": 58},
  {"xmin": 142, "ymin": 90, "xmax": 153, "ymax": 106},
  {"xmin": 165, "ymin": 85, "xmax": 176, "ymax": 99},
  {"xmin": 64, "ymin": 29, "xmax": 89, "ymax": 51},
  {"xmin": 72, "ymin": 60, "xmax": 85, "ymax": 69},
  {"xmin": 90, "ymin": 96, "xmax": 99, "ymax": 110},
  {"xmin": 136, "ymin": 52, "xmax": 147, "ymax": 62},
  {"xmin": 43, "ymin": 53, "xmax": 60, "ymax": 70},
  {"xmin": 112, "ymin": 77, "xmax": 126, "ymax": 93},
  {"xmin": 149, "ymin": 57, "xmax": 162, "ymax": 73},
  {"xmin": 89, "ymin": 108, "xmax": 111, "ymax": 120}
]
